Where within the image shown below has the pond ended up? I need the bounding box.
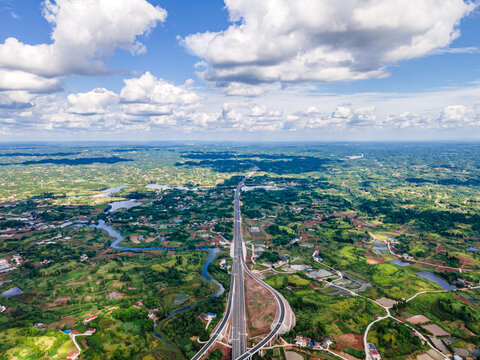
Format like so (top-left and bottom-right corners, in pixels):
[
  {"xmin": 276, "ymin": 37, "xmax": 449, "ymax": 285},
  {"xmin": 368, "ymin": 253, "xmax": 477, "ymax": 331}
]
[
  {"xmin": 146, "ymin": 184, "xmax": 210, "ymax": 191},
  {"xmin": 415, "ymin": 271, "xmax": 456, "ymax": 290},
  {"xmin": 390, "ymin": 259, "xmax": 411, "ymax": 267},
  {"xmin": 92, "ymin": 185, "xmax": 127, "ymax": 198},
  {"xmin": 90, "ymin": 185, "xmax": 141, "ymax": 212},
  {"xmin": 146, "ymin": 184, "xmax": 171, "ymax": 190},
  {"xmin": 108, "ymin": 200, "xmax": 141, "ymax": 213}
]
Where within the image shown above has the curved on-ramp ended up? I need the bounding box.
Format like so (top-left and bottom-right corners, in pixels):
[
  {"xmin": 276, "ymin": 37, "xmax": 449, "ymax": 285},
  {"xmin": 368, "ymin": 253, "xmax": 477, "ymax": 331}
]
[
  {"xmin": 235, "ymin": 262, "xmax": 293, "ymax": 360},
  {"xmin": 192, "ymin": 167, "xmax": 295, "ymax": 360}
]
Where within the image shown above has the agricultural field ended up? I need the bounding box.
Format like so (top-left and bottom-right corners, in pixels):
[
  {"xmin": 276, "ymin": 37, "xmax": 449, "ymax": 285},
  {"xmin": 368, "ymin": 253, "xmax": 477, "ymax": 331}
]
[{"xmin": 0, "ymin": 142, "xmax": 480, "ymax": 359}]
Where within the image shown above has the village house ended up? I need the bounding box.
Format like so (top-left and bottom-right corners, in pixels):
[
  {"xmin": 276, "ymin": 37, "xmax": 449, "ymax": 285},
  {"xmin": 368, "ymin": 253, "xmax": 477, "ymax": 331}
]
[
  {"xmin": 0, "ymin": 259, "xmax": 16, "ymax": 273},
  {"xmin": 12, "ymin": 254, "xmax": 23, "ymax": 265},
  {"xmin": 457, "ymin": 278, "xmax": 474, "ymax": 287},
  {"xmin": 148, "ymin": 311, "xmax": 156, "ymax": 320},
  {"xmin": 313, "ymin": 250, "xmax": 323, "ymax": 262},
  {"xmin": 294, "ymin": 335, "xmax": 328, "ymax": 349},
  {"xmin": 219, "ymin": 258, "xmax": 231, "ymax": 270},
  {"xmin": 295, "ymin": 335, "xmax": 311, "ymax": 347},
  {"xmin": 205, "ymin": 312, "xmax": 217, "ymax": 320},
  {"xmin": 387, "ymin": 237, "xmax": 399, "ymax": 245},
  {"xmin": 198, "ymin": 312, "xmax": 217, "ymax": 322},
  {"xmin": 273, "ymin": 255, "xmax": 289, "ymax": 268},
  {"xmin": 320, "ymin": 337, "xmax": 333, "ymax": 348},
  {"xmin": 402, "ymin": 253, "xmax": 414, "ymax": 261},
  {"xmin": 133, "ymin": 301, "xmax": 145, "ymax": 308},
  {"xmin": 368, "ymin": 343, "xmax": 382, "ymax": 360},
  {"xmin": 83, "ymin": 313, "xmax": 98, "ymax": 325}
]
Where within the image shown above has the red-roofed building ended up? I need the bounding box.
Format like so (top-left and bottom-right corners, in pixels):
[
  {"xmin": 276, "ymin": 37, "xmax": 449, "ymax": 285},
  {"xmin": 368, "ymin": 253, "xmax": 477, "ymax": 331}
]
[
  {"xmin": 83, "ymin": 313, "xmax": 98, "ymax": 324},
  {"xmin": 133, "ymin": 301, "xmax": 144, "ymax": 308}
]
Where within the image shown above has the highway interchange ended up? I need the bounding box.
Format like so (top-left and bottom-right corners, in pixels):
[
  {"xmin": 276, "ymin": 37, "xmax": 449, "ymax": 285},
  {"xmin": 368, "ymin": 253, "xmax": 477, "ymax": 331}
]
[{"xmin": 192, "ymin": 167, "xmax": 292, "ymax": 359}]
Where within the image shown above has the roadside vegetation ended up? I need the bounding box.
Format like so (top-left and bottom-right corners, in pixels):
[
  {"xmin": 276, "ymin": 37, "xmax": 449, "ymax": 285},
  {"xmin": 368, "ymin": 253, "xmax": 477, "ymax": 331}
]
[{"xmin": 1, "ymin": 143, "xmax": 480, "ymax": 359}]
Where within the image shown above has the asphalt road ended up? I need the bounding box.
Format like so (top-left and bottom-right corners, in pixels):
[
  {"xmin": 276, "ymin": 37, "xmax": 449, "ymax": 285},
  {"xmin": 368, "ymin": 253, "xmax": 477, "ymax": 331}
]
[
  {"xmin": 191, "ymin": 283, "xmax": 234, "ymax": 360},
  {"xmin": 192, "ymin": 171, "xmax": 253, "ymax": 360},
  {"xmin": 232, "ymin": 166, "xmax": 289, "ymax": 360},
  {"xmin": 235, "ymin": 262, "xmax": 287, "ymax": 360},
  {"xmin": 192, "ymin": 166, "xmax": 289, "ymax": 360},
  {"xmin": 231, "ymin": 177, "xmax": 248, "ymax": 359}
]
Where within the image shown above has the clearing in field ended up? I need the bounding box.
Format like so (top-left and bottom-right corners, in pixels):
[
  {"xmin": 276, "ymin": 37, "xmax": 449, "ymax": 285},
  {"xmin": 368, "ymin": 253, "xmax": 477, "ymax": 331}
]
[{"xmin": 245, "ymin": 272, "xmax": 277, "ymax": 340}]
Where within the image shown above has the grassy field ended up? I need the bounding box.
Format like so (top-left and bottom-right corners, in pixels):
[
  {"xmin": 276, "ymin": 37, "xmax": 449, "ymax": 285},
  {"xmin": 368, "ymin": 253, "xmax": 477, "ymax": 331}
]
[
  {"xmin": 266, "ymin": 273, "xmax": 383, "ymax": 337},
  {"xmin": 0, "ymin": 328, "xmax": 75, "ymax": 360},
  {"xmin": 403, "ymin": 292, "xmax": 480, "ymax": 343},
  {"xmin": 2, "ymin": 143, "xmax": 480, "ymax": 358},
  {"xmin": 371, "ymin": 263, "xmax": 440, "ymax": 299}
]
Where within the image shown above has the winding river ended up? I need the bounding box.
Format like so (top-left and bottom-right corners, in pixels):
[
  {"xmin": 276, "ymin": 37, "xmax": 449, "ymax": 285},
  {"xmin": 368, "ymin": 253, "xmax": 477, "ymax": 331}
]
[
  {"xmin": 87, "ymin": 185, "xmax": 225, "ymax": 320},
  {"xmin": 89, "ymin": 221, "xmax": 225, "ymax": 309}
]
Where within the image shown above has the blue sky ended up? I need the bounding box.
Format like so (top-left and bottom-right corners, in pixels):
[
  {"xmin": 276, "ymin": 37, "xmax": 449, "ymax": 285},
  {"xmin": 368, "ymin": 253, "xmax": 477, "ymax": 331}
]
[{"xmin": 0, "ymin": 0, "xmax": 479, "ymax": 141}]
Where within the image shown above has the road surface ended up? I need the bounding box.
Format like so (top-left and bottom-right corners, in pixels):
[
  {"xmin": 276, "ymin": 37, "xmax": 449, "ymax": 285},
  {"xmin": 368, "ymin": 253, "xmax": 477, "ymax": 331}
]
[
  {"xmin": 231, "ymin": 175, "xmax": 249, "ymax": 359},
  {"xmin": 191, "ymin": 288, "xmax": 234, "ymax": 360},
  {"xmin": 192, "ymin": 169, "xmax": 256, "ymax": 360},
  {"xmin": 70, "ymin": 331, "xmax": 94, "ymax": 360},
  {"xmin": 192, "ymin": 166, "xmax": 294, "ymax": 360},
  {"xmin": 233, "ymin": 166, "xmax": 293, "ymax": 360},
  {"xmin": 235, "ymin": 261, "xmax": 288, "ymax": 360}
]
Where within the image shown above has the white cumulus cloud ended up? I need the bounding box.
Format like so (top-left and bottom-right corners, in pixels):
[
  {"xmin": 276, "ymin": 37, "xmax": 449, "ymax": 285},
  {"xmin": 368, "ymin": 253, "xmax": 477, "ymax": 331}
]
[
  {"xmin": 0, "ymin": 0, "xmax": 167, "ymax": 92},
  {"xmin": 120, "ymin": 72, "xmax": 199, "ymax": 105},
  {"xmin": 182, "ymin": 0, "xmax": 476, "ymax": 87},
  {"xmin": 67, "ymin": 88, "xmax": 119, "ymax": 115}
]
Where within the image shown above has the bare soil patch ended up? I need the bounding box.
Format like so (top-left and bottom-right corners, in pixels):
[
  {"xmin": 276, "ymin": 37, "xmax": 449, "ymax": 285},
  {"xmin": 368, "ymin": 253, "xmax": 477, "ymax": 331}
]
[
  {"xmin": 67, "ymin": 350, "xmax": 77, "ymax": 360},
  {"xmin": 245, "ymin": 273, "xmax": 277, "ymax": 339},
  {"xmin": 421, "ymin": 324, "xmax": 450, "ymax": 337},
  {"xmin": 130, "ymin": 236, "xmax": 140, "ymax": 244},
  {"xmin": 48, "ymin": 315, "xmax": 76, "ymax": 329},
  {"xmin": 416, "ymin": 354, "xmax": 436, "ymax": 360},
  {"xmin": 366, "ymin": 257, "xmax": 384, "ymax": 264},
  {"xmin": 81, "ymin": 338, "xmax": 89, "ymax": 349},
  {"xmin": 334, "ymin": 333, "xmax": 364, "ymax": 351},
  {"xmin": 459, "ymin": 256, "xmax": 474, "ymax": 267},
  {"xmin": 335, "ymin": 350, "xmax": 361, "ymax": 360},
  {"xmin": 406, "ymin": 315, "xmax": 431, "ymax": 324},
  {"xmin": 376, "ymin": 297, "xmax": 398, "ymax": 308},
  {"xmin": 285, "ymin": 351, "xmax": 304, "ymax": 360}
]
